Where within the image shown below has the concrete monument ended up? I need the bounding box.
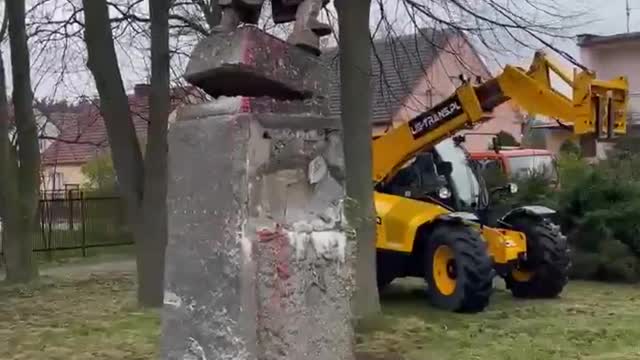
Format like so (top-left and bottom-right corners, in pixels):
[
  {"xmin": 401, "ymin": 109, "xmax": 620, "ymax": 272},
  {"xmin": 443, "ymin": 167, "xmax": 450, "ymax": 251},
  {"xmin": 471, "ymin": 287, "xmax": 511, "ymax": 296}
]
[{"xmin": 161, "ymin": 5, "xmax": 356, "ymax": 360}]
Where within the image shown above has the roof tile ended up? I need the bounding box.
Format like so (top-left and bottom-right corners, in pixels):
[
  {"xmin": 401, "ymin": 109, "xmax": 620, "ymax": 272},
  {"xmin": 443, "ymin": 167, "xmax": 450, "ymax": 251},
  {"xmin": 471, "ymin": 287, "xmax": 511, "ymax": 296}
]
[{"xmin": 322, "ymin": 28, "xmax": 457, "ymax": 124}]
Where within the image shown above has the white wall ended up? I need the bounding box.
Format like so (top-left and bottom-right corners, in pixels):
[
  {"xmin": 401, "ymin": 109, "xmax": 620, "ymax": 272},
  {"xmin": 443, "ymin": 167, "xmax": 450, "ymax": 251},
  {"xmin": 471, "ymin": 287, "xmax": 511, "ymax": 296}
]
[{"xmin": 580, "ymin": 41, "xmax": 640, "ymax": 120}]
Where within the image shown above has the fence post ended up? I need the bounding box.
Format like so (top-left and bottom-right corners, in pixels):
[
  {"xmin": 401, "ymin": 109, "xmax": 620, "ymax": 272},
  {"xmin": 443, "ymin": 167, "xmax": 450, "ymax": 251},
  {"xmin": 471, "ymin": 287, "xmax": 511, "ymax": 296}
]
[
  {"xmin": 68, "ymin": 190, "xmax": 74, "ymax": 231},
  {"xmin": 44, "ymin": 199, "xmax": 54, "ymax": 261},
  {"xmin": 38, "ymin": 200, "xmax": 46, "ymax": 259},
  {"xmin": 81, "ymin": 192, "xmax": 87, "ymax": 257}
]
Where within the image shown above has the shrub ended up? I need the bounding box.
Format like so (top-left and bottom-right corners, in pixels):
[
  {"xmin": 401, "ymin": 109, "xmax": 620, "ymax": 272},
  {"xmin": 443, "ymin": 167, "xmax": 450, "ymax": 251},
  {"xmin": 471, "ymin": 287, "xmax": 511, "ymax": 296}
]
[
  {"xmin": 569, "ymin": 244, "xmax": 640, "ymax": 283},
  {"xmin": 483, "ymin": 150, "xmax": 640, "ymax": 283},
  {"xmin": 81, "ymin": 153, "xmax": 117, "ymax": 195},
  {"xmin": 568, "ymin": 249, "xmax": 600, "ymax": 280},
  {"xmin": 559, "ymin": 139, "xmax": 581, "ymax": 156},
  {"xmin": 489, "ymin": 131, "xmax": 520, "ymax": 150}
]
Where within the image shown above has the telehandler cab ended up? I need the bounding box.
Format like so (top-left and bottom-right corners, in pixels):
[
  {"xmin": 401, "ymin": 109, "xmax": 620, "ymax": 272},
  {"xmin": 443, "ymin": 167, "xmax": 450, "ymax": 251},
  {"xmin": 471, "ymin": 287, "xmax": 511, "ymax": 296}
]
[{"xmin": 372, "ymin": 51, "xmax": 629, "ymax": 312}]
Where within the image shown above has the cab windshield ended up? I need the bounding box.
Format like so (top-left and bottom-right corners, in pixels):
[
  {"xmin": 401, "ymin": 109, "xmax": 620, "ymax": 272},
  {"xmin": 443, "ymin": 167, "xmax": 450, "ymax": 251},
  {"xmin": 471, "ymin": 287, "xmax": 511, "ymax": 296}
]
[
  {"xmin": 508, "ymin": 155, "xmax": 558, "ymax": 181},
  {"xmin": 434, "ymin": 139, "xmax": 487, "ymax": 209}
]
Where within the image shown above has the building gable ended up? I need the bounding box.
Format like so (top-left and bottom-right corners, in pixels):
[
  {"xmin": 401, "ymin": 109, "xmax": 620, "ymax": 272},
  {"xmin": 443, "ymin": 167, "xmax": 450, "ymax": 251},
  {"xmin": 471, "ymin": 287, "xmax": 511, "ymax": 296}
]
[{"xmin": 323, "ymin": 28, "xmax": 458, "ymax": 125}]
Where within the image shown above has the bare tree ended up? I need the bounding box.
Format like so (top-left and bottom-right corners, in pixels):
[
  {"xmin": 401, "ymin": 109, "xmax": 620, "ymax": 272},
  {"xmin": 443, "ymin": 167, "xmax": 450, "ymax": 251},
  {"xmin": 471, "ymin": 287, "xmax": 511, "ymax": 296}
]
[
  {"xmin": 1, "ymin": 0, "xmax": 41, "ymax": 283},
  {"xmin": 141, "ymin": 0, "xmax": 171, "ymax": 306},
  {"xmin": 335, "ymin": 0, "xmax": 380, "ymax": 318},
  {"xmin": 0, "ymin": 11, "xmax": 12, "ymax": 271},
  {"xmin": 83, "ymin": 0, "xmax": 154, "ymax": 305}
]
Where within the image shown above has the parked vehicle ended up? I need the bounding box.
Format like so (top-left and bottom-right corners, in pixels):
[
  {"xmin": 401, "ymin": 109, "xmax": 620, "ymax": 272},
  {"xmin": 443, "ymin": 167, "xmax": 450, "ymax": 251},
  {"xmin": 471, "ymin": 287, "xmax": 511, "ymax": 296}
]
[
  {"xmin": 371, "ymin": 50, "xmax": 628, "ymax": 313},
  {"xmin": 469, "ymin": 148, "xmax": 558, "ymax": 184}
]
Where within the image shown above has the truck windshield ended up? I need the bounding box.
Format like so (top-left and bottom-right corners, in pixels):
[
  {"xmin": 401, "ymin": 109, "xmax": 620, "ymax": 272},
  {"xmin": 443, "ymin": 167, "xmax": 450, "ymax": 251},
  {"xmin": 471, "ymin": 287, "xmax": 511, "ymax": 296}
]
[
  {"xmin": 434, "ymin": 139, "xmax": 486, "ymax": 209},
  {"xmin": 508, "ymin": 155, "xmax": 557, "ymax": 181}
]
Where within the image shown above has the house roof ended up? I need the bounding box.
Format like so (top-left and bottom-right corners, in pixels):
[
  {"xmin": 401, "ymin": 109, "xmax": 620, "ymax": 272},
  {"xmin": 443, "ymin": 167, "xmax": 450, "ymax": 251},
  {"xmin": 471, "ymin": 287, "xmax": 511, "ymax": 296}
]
[
  {"xmin": 577, "ymin": 32, "xmax": 640, "ymax": 47},
  {"xmin": 41, "ymin": 86, "xmax": 200, "ymax": 166},
  {"xmin": 41, "ymin": 99, "xmax": 149, "ymax": 166},
  {"xmin": 322, "ymin": 28, "xmax": 460, "ymax": 125}
]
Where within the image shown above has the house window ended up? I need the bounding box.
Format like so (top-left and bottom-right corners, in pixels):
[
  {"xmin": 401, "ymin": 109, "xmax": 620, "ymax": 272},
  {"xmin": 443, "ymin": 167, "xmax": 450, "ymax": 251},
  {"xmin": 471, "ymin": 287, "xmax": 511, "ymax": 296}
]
[{"xmin": 48, "ymin": 172, "xmax": 64, "ymax": 191}]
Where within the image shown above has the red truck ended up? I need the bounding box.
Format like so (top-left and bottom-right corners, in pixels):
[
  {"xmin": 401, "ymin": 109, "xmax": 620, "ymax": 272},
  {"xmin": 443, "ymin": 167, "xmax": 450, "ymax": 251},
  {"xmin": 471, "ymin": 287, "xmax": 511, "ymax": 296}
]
[{"xmin": 469, "ymin": 148, "xmax": 558, "ymax": 183}]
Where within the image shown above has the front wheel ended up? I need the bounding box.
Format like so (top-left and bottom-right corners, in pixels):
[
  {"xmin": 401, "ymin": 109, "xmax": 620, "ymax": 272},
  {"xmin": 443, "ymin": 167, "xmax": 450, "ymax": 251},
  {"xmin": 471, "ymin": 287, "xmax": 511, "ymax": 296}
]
[
  {"xmin": 425, "ymin": 223, "xmax": 493, "ymax": 313},
  {"xmin": 504, "ymin": 216, "xmax": 570, "ymax": 298}
]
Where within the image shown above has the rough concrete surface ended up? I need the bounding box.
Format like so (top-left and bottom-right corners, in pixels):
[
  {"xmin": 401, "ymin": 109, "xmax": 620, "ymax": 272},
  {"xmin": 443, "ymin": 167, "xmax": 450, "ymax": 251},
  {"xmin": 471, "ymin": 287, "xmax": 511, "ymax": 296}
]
[
  {"xmin": 163, "ymin": 102, "xmax": 355, "ymax": 360},
  {"xmin": 163, "ymin": 25, "xmax": 354, "ymax": 360},
  {"xmin": 162, "ymin": 111, "xmax": 256, "ymax": 360},
  {"xmin": 184, "ymin": 26, "xmax": 327, "ymax": 100},
  {"xmin": 249, "ymin": 118, "xmax": 354, "ymax": 360}
]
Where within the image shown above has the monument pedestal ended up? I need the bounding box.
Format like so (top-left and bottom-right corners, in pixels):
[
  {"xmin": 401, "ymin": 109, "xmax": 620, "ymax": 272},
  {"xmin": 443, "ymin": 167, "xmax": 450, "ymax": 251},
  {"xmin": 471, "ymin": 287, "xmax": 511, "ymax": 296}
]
[{"xmin": 161, "ymin": 27, "xmax": 355, "ymax": 360}]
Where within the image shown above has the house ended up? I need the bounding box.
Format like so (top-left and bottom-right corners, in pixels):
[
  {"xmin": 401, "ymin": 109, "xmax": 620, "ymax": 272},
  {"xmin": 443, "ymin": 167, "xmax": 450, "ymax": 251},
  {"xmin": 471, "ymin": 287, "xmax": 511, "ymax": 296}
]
[
  {"xmin": 42, "ymin": 29, "xmax": 525, "ymax": 190},
  {"xmin": 578, "ymin": 32, "xmax": 640, "ymax": 133},
  {"xmin": 324, "ymin": 28, "xmax": 525, "ymax": 151},
  {"xmin": 7, "ymin": 108, "xmax": 60, "ymax": 154},
  {"xmin": 5, "ymin": 107, "xmax": 61, "ymax": 191},
  {"xmin": 41, "ymin": 84, "xmax": 198, "ymax": 193},
  {"xmin": 525, "ymin": 32, "xmax": 640, "ymax": 158}
]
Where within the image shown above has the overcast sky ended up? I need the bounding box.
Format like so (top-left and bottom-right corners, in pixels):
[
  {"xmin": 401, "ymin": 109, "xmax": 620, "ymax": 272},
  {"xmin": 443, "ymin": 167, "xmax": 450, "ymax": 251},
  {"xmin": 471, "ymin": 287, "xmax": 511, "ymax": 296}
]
[
  {"xmin": 525, "ymin": 0, "xmax": 638, "ymax": 59},
  {"xmin": 3, "ymin": 0, "xmax": 639, "ymax": 100}
]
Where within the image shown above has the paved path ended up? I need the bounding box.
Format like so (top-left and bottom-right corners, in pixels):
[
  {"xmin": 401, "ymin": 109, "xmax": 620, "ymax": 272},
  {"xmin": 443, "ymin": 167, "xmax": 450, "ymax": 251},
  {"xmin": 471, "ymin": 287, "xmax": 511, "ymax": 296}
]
[
  {"xmin": 43, "ymin": 259, "xmax": 136, "ymax": 278},
  {"xmin": 0, "ymin": 258, "xmax": 136, "ymax": 281}
]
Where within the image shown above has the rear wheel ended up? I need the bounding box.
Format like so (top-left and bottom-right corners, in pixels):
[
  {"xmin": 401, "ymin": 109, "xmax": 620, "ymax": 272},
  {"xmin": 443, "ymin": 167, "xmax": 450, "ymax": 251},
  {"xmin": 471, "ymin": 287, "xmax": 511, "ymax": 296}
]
[
  {"xmin": 425, "ymin": 223, "xmax": 493, "ymax": 313},
  {"xmin": 504, "ymin": 216, "xmax": 569, "ymax": 298}
]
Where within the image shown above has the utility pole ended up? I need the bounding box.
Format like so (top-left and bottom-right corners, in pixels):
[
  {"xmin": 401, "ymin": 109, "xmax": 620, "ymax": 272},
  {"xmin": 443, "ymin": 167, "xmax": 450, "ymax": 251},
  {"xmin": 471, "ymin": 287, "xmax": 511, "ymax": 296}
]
[{"xmin": 627, "ymin": 0, "xmax": 631, "ymax": 33}]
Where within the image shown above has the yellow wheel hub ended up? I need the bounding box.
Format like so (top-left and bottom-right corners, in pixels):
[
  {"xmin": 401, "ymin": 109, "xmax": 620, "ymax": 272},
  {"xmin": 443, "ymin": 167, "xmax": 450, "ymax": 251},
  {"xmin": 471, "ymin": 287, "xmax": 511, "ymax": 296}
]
[
  {"xmin": 433, "ymin": 245, "xmax": 457, "ymax": 296},
  {"xmin": 512, "ymin": 269, "xmax": 534, "ymax": 282}
]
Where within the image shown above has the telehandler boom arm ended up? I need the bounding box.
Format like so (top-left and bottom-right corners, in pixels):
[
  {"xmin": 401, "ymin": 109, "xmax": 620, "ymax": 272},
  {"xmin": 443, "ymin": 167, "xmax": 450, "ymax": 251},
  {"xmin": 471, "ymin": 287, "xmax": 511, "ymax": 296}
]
[{"xmin": 372, "ymin": 51, "xmax": 629, "ymax": 184}]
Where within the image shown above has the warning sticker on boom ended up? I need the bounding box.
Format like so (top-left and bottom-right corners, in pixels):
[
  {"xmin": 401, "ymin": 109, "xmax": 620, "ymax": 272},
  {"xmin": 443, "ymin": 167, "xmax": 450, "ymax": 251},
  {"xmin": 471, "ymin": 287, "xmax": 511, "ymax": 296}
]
[{"xmin": 408, "ymin": 95, "xmax": 464, "ymax": 139}]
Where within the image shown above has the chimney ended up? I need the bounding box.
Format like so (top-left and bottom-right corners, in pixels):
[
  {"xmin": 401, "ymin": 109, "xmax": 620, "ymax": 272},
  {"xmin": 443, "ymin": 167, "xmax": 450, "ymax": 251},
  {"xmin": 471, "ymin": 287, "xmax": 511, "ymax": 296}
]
[{"xmin": 134, "ymin": 83, "xmax": 151, "ymax": 98}]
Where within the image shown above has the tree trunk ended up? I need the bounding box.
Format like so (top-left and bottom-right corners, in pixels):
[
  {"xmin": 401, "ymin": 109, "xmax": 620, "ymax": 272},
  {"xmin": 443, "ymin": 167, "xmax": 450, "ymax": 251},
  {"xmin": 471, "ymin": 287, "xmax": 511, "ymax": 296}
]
[
  {"xmin": 335, "ymin": 0, "xmax": 380, "ymax": 318},
  {"xmin": 83, "ymin": 0, "xmax": 152, "ymax": 303},
  {"xmin": 83, "ymin": 0, "xmax": 177, "ymax": 307},
  {"xmin": 136, "ymin": 0, "xmax": 171, "ymax": 307},
  {"xmin": 0, "ymin": 13, "xmax": 10, "ymax": 239},
  {"xmin": 3, "ymin": 0, "xmax": 40, "ymax": 283},
  {"xmin": 0, "ymin": 49, "xmax": 23, "ymax": 280},
  {"xmin": 82, "ymin": 0, "xmax": 144, "ymax": 211}
]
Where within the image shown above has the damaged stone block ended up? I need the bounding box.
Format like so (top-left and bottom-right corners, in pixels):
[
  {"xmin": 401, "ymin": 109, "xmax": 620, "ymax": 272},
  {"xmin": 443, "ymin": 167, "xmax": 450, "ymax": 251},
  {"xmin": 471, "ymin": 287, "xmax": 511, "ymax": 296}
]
[
  {"xmin": 184, "ymin": 26, "xmax": 328, "ymax": 100},
  {"xmin": 163, "ymin": 101, "xmax": 354, "ymax": 360}
]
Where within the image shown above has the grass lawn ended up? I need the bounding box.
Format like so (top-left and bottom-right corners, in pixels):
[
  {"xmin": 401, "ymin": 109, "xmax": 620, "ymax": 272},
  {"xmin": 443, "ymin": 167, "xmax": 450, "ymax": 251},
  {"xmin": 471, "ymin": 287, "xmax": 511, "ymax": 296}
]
[{"xmin": 1, "ymin": 271, "xmax": 640, "ymax": 360}]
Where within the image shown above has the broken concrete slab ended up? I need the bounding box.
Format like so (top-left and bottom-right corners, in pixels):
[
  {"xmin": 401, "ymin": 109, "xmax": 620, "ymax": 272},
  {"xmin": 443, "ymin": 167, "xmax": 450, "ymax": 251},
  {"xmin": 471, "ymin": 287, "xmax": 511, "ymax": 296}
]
[{"xmin": 184, "ymin": 26, "xmax": 328, "ymax": 100}]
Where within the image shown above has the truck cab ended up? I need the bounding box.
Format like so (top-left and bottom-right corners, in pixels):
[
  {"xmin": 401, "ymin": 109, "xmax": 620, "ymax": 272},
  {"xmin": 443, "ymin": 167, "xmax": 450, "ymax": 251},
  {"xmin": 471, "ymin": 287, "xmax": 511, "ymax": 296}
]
[{"xmin": 469, "ymin": 148, "xmax": 558, "ymax": 184}]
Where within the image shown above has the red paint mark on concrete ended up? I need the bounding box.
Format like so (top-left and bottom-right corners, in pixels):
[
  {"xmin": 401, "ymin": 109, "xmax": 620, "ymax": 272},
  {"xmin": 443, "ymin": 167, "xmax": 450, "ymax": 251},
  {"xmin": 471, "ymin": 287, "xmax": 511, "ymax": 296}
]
[
  {"xmin": 257, "ymin": 225, "xmax": 292, "ymax": 309},
  {"xmin": 240, "ymin": 97, "xmax": 252, "ymax": 113}
]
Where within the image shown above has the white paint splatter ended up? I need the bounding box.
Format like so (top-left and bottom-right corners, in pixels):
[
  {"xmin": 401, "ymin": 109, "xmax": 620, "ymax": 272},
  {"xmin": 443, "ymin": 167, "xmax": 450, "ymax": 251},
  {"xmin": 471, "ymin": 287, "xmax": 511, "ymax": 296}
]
[
  {"xmin": 308, "ymin": 155, "xmax": 328, "ymax": 184},
  {"xmin": 184, "ymin": 337, "xmax": 207, "ymax": 360},
  {"xmin": 311, "ymin": 231, "xmax": 347, "ymax": 262},
  {"xmin": 286, "ymin": 222, "xmax": 347, "ymax": 262},
  {"xmin": 287, "ymin": 230, "xmax": 310, "ymax": 259},
  {"xmin": 164, "ymin": 291, "xmax": 182, "ymax": 308},
  {"xmin": 237, "ymin": 219, "xmax": 252, "ymax": 262},
  {"xmin": 283, "ymin": 202, "xmax": 348, "ymax": 262}
]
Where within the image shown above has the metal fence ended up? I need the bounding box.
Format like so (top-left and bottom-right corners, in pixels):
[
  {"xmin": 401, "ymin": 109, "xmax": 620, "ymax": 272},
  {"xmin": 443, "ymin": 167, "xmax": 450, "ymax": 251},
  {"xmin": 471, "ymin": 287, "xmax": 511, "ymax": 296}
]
[{"xmin": 34, "ymin": 192, "xmax": 133, "ymax": 256}]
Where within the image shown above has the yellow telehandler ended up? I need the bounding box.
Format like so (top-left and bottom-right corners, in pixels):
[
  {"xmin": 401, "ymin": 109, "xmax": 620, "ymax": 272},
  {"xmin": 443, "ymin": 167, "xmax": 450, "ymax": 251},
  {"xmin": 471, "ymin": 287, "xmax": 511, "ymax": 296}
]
[{"xmin": 372, "ymin": 50, "xmax": 629, "ymax": 312}]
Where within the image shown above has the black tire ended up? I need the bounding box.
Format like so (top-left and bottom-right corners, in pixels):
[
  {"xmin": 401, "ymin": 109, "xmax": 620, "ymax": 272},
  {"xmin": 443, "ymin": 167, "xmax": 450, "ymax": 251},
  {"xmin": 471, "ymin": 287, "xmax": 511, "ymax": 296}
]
[
  {"xmin": 504, "ymin": 216, "xmax": 569, "ymax": 298},
  {"xmin": 376, "ymin": 264, "xmax": 395, "ymax": 291},
  {"xmin": 425, "ymin": 223, "xmax": 493, "ymax": 313},
  {"xmin": 377, "ymin": 273, "xmax": 394, "ymax": 291},
  {"xmin": 376, "ymin": 252, "xmax": 400, "ymax": 291}
]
